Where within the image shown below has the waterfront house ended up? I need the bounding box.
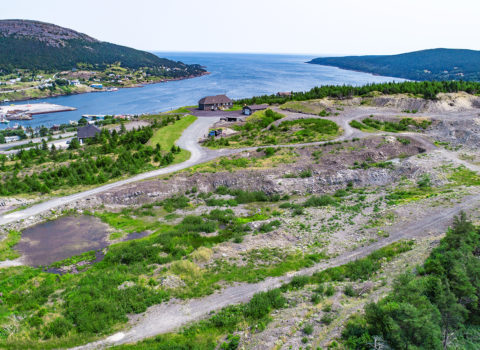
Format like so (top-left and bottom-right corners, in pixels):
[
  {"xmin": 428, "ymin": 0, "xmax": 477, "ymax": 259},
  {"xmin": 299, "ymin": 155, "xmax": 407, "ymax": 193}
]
[
  {"xmin": 77, "ymin": 124, "xmax": 101, "ymax": 144},
  {"xmin": 4, "ymin": 135, "xmax": 21, "ymax": 143},
  {"xmin": 198, "ymin": 95, "xmax": 233, "ymax": 110},
  {"xmin": 69, "ymin": 79, "xmax": 80, "ymax": 86},
  {"xmin": 90, "ymin": 84, "xmax": 103, "ymax": 89},
  {"xmin": 242, "ymin": 104, "xmax": 269, "ymax": 116}
]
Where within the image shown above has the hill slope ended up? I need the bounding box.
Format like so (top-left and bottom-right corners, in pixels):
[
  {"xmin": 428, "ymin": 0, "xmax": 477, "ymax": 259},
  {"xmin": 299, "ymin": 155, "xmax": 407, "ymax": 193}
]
[
  {"xmin": 308, "ymin": 48, "xmax": 480, "ymax": 81},
  {"xmin": 0, "ymin": 19, "xmax": 205, "ymax": 77}
]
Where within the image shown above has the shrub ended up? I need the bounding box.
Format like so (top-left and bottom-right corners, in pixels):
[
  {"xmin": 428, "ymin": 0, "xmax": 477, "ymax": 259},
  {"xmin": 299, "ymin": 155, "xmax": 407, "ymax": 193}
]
[
  {"xmin": 325, "ymin": 284, "xmax": 335, "ymax": 296},
  {"xmin": 263, "ymin": 147, "xmax": 276, "ymax": 157},
  {"xmin": 397, "ymin": 137, "xmax": 411, "ymax": 145},
  {"xmin": 299, "ymin": 169, "xmax": 313, "ymax": 178},
  {"xmin": 293, "ymin": 207, "xmax": 304, "ymax": 216},
  {"xmin": 303, "ymin": 323, "xmax": 314, "ymax": 335},
  {"xmin": 349, "ymin": 120, "xmax": 366, "ymax": 130},
  {"xmin": 288, "ymin": 275, "xmax": 311, "ymax": 290},
  {"xmin": 162, "ymin": 195, "xmax": 190, "ymax": 212},
  {"xmin": 344, "ymin": 285, "xmax": 357, "ymax": 297},
  {"xmin": 321, "ymin": 314, "xmax": 334, "ymax": 325},
  {"xmin": 311, "ymin": 293, "xmax": 321, "ymax": 304},
  {"xmin": 190, "ymin": 247, "xmax": 213, "ymax": 263},
  {"xmin": 243, "ymin": 289, "xmax": 286, "ymax": 320},
  {"xmin": 258, "ymin": 220, "xmax": 281, "ymax": 233},
  {"xmin": 303, "ymin": 195, "xmax": 336, "ymax": 207},
  {"xmin": 170, "ymin": 260, "xmax": 202, "ymax": 279},
  {"xmin": 417, "ymin": 174, "xmax": 431, "ymax": 188},
  {"xmin": 45, "ymin": 317, "xmax": 73, "ymax": 338}
]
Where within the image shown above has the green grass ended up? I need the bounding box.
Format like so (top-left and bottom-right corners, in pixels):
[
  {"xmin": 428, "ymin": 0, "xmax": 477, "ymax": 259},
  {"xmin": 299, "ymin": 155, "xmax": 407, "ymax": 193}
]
[
  {"xmin": 164, "ymin": 106, "xmax": 196, "ymax": 114},
  {"xmin": 49, "ymin": 251, "xmax": 98, "ymax": 268},
  {"xmin": 204, "ymin": 109, "xmax": 340, "ymax": 148},
  {"xmin": 0, "ymin": 231, "xmax": 21, "ymax": 261},
  {"xmin": 224, "ymin": 105, "xmax": 243, "ymax": 111},
  {"xmin": 113, "ymin": 241, "xmax": 413, "ymax": 350},
  {"xmin": 113, "ymin": 289, "xmax": 286, "ymax": 350},
  {"xmin": 280, "ymin": 100, "xmax": 328, "ymax": 115},
  {"xmin": 448, "ymin": 166, "xmax": 480, "ymax": 187},
  {"xmin": 148, "ymin": 115, "xmax": 197, "ymax": 150},
  {"xmin": 349, "ymin": 117, "xmax": 431, "ymax": 133}
]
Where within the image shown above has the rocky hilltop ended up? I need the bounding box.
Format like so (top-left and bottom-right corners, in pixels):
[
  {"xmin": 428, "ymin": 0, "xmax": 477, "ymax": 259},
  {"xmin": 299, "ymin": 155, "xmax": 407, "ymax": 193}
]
[
  {"xmin": 0, "ymin": 19, "xmax": 97, "ymax": 47},
  {"xmin": 0, "ymin": 19, "xmax": 205, "ymax": 76}
]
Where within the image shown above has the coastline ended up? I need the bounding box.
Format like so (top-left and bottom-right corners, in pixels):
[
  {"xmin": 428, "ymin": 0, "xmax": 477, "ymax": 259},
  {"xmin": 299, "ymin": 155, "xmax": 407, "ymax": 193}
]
[{"xmin": 0, "ymin": 71, "xmax": 210, "ymax": 104}]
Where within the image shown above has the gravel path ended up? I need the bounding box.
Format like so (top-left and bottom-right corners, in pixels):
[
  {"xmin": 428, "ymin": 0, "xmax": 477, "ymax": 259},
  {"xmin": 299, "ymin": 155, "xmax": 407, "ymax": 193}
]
[{"xmin": 72, "ymin": 193, "xmax": 480, "ymax": 349}]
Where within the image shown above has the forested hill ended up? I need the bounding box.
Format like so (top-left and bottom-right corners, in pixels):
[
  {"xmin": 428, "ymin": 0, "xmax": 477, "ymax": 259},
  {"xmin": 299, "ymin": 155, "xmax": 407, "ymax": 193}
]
[
  {"xmin": 0, "ymin": 19, "xmax": 205, "ymax": 76},
  {"xmin": 308, "ymin": 49, "xmax": 480, "ymax": 81}
]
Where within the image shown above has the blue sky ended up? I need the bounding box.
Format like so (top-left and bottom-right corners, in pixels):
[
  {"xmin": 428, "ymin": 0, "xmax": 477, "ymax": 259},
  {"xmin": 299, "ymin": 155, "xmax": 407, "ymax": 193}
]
[{"xmin": 1, "ymin": 0, "xmax": 479, "ymax": 55}]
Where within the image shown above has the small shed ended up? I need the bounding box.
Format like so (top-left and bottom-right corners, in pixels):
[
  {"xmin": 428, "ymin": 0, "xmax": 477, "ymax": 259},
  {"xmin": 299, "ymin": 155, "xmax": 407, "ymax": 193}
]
[
  {"xmin": 242, "ymin": 104, "xmax": 269, "ymax": 116},
  {"xmin": 77, "ymin": 124, "xmax": 101, "ymax": 144},
  {"xmin": 198, "ymin": 95, "xmax": 233, "ymax": 110}
]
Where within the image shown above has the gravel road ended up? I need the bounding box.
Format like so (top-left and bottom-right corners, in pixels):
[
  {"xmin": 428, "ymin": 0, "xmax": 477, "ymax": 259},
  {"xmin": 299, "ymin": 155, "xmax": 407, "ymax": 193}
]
[
  {"xmin": 72, "ymin": 193, "xmax": 480, "ymax": 349},
  {"xmin": 0, "ymin": 117, "xmax": 220, "ymax": 226}
]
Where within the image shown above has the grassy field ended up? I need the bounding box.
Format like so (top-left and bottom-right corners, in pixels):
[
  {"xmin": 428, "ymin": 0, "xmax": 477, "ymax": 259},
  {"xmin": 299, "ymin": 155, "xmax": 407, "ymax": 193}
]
[
  {"xmin": 148, "ymin": 115, "xmax": 197, "ymax": 150},
  {"xmin": 204, "ymin": 109, "xmax": 341, "ymax": 148},
  {"xmin": 280, "ymin": 100, "xmax": 332, "ymax": 115},
  {"xmin": 349, "ymin": 116, "xmax": 432, "ymax": 133}
]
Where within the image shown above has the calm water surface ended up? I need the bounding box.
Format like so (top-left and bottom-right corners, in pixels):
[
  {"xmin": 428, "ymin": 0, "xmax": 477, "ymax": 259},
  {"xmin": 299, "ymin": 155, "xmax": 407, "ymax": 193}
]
[{"xmin": 2, "ymin": 52, "xmax": 404, "ymax": 129}]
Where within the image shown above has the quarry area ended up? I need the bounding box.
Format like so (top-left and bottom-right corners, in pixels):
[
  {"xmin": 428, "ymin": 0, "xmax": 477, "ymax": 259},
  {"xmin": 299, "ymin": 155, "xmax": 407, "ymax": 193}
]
[{"xmin": 0, "ymin": 92, "xmax": 480, "ymax": 349}]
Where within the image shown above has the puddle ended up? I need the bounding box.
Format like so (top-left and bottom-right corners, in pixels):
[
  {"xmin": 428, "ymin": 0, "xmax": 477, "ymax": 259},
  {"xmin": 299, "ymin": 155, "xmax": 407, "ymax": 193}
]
[
  {"xmin": 45, "ymin": 250, "xmax": 105, "ymax": 275},
  {"xmin": 123, "ymin": 231, "xmax": 149, "ymax": 241},
  {"xmin": 15, "ymin": 215, "xmax": 111, "ymax": 266}
]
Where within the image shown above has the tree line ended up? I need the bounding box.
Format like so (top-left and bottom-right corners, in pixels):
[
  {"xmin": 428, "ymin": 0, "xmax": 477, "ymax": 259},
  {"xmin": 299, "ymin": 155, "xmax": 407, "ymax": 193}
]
[
  {"xmin": 0, "ymin": 117, "xmax": 182, "ymax": 195},
  {"xmin": 236, "ymin": 81, "xmax": 480, "ymax": 105},
  {"xmin": 342, "ymin": 213, "xmax": 480, "ymax": 349}
]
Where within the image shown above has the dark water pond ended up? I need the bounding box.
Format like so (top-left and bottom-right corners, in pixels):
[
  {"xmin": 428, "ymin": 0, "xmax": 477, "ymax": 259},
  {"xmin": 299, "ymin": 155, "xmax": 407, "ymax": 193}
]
[{"xmin": 15, "ymin": 215, "xmax": 111, "ymax": 266}]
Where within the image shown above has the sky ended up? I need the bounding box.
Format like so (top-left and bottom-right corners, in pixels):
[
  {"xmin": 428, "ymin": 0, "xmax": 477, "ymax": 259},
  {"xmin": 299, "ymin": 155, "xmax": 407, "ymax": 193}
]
[{"xmin": 1, "ymin": 0, "xmax": 479, "ymax": 55}]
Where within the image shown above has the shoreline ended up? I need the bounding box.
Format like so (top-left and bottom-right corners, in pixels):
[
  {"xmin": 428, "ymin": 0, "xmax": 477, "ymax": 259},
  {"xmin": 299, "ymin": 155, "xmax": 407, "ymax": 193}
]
[
  {"xmin": 305, "ymin": 61, "xmax": 408, "ymax": 81},
  {"xmin": 0, "ymin": 71, "xmax": 210, "ymax": 104}
]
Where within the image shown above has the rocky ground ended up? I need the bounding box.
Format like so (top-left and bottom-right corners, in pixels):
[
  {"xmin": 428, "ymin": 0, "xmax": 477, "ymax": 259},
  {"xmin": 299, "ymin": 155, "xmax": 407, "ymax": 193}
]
[{"xmin": 2, "ymin": 93, "xmax": 480, "ymax": 349}]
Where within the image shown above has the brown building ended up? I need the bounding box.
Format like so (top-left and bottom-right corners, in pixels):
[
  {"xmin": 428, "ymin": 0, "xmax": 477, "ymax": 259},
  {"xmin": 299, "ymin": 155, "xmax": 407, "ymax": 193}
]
[
  {"xmin": 277, "ymin": 91, "xmax": 292, "ymax": 97},
  {"xmin": 242, "ymin": 104, "xmax": 269, "ymax": 116},
  {"xmin": 198, "ymin": 95, "xmax": 233, "ymax": 110},
  {"xmin": 77, "ymin": 124, "xmax": 101, "ymax": 144}
]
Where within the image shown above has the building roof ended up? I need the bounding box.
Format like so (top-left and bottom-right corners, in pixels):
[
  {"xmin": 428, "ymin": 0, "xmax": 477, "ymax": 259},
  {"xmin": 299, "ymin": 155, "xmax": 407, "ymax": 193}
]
[
  {"xmin": 198, "ymin": 94, "xmax": 232, "ymax": 105},
  {"xmin": 77, "ymin": 124, "xmax": 101, "ymax": 139},
  {"xmin": 243, "ymin": 104, "xmax": 269, "ymax": 110}
]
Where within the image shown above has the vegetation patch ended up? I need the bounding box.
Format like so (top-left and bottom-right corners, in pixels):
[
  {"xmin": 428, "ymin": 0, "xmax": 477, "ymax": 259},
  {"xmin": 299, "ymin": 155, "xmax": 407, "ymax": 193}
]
[
  {"xmin": 113, "ymin": 289, "xmax": 286, "ymax": 350},
  {"xmin": 0, "ymin": 115, "xmax": 189, "ymax": 196},
  {"xmin": 0, "ymin": 230, "xmax": 21, "ymax": 261},
  {"xmin": 350, "ymin": 116, "xmax": 431, "ymax": 132},
  {"xmin": 203, "ymin": 109, "xmax": 340, "ymax": 148},
  {"xmin": 341, "ymin": 214, "xmax": 480, "ymax": 350}
]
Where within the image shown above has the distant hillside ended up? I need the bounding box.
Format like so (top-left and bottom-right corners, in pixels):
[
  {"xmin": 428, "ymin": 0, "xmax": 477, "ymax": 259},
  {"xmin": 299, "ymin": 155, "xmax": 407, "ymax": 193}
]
[
  {"xmin": 0, "ymin": 19, "xmax": 205, "ymax": 77},
  {"xmin": 308, "ymin": 49, "xmax": 480, "ymax": 81}
]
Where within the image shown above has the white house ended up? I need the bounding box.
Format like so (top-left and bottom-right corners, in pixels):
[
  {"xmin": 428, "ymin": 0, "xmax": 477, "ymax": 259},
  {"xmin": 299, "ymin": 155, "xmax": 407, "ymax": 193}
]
[{"xmin": 4, "ymin": 135, "xmax": 21, "ymax": 143}]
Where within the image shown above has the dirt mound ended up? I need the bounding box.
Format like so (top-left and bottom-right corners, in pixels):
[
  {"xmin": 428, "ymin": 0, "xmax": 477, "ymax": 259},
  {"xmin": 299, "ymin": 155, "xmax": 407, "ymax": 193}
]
[
  {"xmin": 429, "ymin": 118, "xmax": 480, "ymax": 149},
  {"xmin": 371, "ymin": 92, "xmax": 480, "ymax": 113},
  {"xmin": 96, "ymin": 137, "xmax": 427, "ymax": 206}
]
